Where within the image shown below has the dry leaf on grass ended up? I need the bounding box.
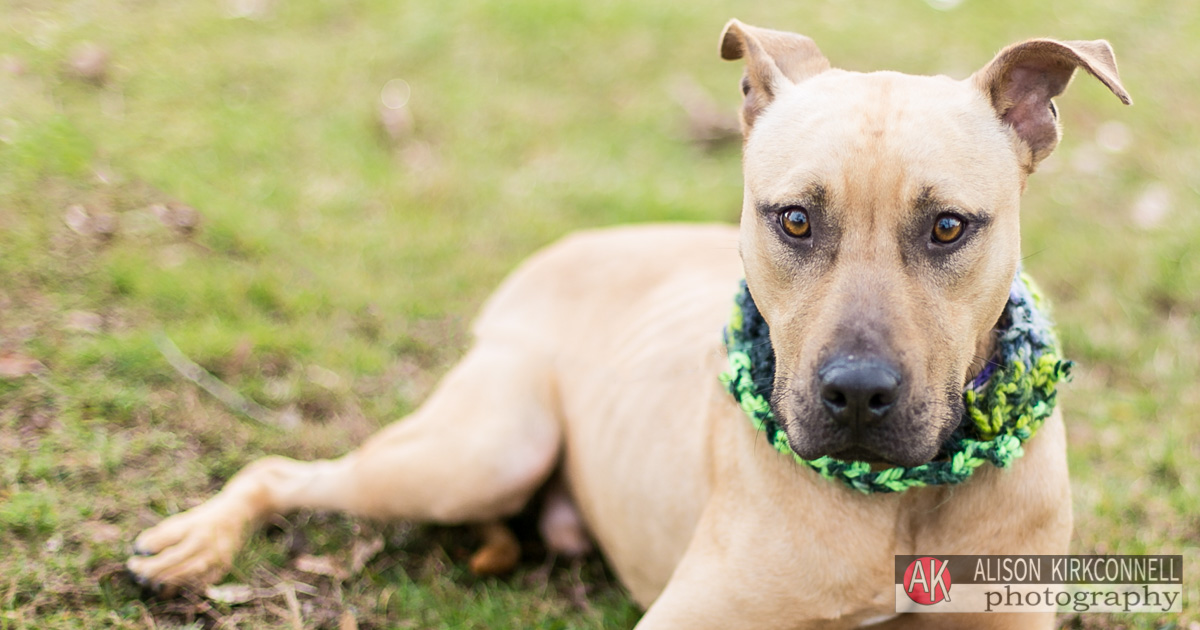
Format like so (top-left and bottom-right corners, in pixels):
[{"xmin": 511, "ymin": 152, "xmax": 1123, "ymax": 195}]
[
  {"xmin": 204, "ymin": 583, "xmax": 263, "ymax": 605},
  {"xmin": 0, "ymin": 353, "xmax": 43, "ymax": 378},
  {"xmin": 379, "ymin": 105, "xmax": 413, "ymax": 143},
  {"xmin": 204, "ymin": 580, "xmax": 317, "ymax": 606},
  {"xmin": 64, "ymin": 204, "xmax": 91, "ymax": 235},
  {"xmin": 292, "ymin": 554, "xmax": 350, "ymax": 581},
  {"xmin": 64, "ymin": 204, "xmax": 117, "ymax": 238},
  {"xmin": 81, "ymin": 520, "xmax": 123, "ymax": 545},
  {"xmin": 282, "ymin": 582, "xmax": 304, "ymax": 630},
  {"xmin": 349, "ymin": 535, "xmax": 384, "ymax": 575},
  {"xmin": 669, "ymin": 74, "xmax": 741, "ymax": 148},
  {"xmin": 67, "ymin": 42, "xmax": 110, "ymax": 85},
  {"xmin": 378, "ymin": 78, "xmax": 413, "ymax": 143},
  {"xmin": 64, "ymin": 311, "xmax": 103, "ymax": 334},
  {"xmin": 150, "ymin": 202, "xmax": 202, "ymax": 237}
]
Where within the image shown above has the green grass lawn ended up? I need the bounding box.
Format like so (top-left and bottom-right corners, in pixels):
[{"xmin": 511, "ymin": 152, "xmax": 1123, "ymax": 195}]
[{"xmin": 1, "ymin": 0, "xmax": 1197, "ymax": 627}]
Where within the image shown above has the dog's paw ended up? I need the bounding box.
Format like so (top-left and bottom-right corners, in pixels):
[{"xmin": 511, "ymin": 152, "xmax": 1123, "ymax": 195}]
[{"xmin": 126, "ymin": 505, "xmax": 245, "ymax": 594}]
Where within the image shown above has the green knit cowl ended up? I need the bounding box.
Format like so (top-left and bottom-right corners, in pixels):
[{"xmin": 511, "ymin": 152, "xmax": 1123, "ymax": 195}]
[{"xmin": 719, "ymin": 272, "xmax": 1071, "ymax": 494}]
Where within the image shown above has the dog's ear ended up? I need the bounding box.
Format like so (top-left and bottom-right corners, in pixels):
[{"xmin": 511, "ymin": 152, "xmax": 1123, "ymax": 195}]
[
  {"xmin": 719, "ymin": 19, "xmax": 830, "ymax": 133},
  {"xmin": 973, "ymin": 39, "xmax": 1131, "ymax": 171}
]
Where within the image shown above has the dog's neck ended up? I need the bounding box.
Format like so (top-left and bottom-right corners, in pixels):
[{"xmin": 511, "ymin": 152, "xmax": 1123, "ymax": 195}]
[{"xmin": 720, "ymin": 272, "xmax": 1072, "ymax": 494}]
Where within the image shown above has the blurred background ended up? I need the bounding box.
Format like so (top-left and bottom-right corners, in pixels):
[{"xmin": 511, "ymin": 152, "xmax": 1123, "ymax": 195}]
[{"xmin": 0, "ymin": 0, "xmax": 1196, "ymax": 628}]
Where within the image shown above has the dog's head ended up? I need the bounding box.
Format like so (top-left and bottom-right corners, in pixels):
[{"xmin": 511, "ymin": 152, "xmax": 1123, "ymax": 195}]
[{"xmin": 721, "ymin": 20, "xmax": 1129, "ymax": 467}]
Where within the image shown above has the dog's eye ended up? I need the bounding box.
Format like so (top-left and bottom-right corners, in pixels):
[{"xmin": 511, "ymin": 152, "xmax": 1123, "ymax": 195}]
[
  {"xmin": 779, "ymin": 208, "xmax": 811, "ymax": 239},
  {"xmin": 931, "ymin": 213, "xmax": 965, "ymax": 244}
]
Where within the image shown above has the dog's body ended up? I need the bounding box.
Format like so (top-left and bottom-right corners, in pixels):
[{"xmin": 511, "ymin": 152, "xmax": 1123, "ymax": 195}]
[{"xmin": 128, "ymin": 21, "xmax": 1128, "ymax": 628}]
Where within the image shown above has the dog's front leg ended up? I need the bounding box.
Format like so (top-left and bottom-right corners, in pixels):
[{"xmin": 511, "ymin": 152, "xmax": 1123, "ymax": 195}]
[
  {"xmin": 633, "ymin": 553, "xmax": 750, "ymax": 629},
  {"xmin": 631, "ymin": 502, "xmax": 819, "ymax": 630},
  {"xmin": 633, "ymin": 541, "xmax": 829, "ymax": 630},
  {"xmin": 127, "ymin": 342, "xmax": 562, "ymax": 591}
]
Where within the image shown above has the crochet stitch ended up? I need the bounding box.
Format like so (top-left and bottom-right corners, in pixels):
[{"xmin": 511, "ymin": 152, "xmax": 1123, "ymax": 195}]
[{"xmin": 719, "ymin": 272, "xmax": 1072, "ymax": 494}]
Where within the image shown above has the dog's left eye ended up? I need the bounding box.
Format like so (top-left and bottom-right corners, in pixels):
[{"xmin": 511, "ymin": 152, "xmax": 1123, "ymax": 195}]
[
  {"xmin": 779, "ymin": 208, "xmax": 811, "ymax": 239},
  {"xmin": 931, "ymin": 213, "xmax": 966, "ymax": 244}
]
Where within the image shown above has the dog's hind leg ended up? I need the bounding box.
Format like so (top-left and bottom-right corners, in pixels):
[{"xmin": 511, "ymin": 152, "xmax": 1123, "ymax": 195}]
[{"xmin": 127, "ymin": 341, "xmax": 562, "ymax": 591}]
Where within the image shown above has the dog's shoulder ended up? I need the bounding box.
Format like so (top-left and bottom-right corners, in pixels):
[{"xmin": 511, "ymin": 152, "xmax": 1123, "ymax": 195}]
[{"xmin": 473, "ymin": 223, "xmax": 742, "ymax": 340}]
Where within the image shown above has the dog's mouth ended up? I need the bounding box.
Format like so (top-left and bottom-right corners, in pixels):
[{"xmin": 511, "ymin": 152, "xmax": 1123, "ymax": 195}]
[
  {"xmin": 828, "ymin": 445, "xmax": 893, "ymax": 467},
  {"xmin": 801, "ymin": 435, "xmax": 945, "ymax": 468},
  {"xmin": 778, "ymin": 390, "xmax": 965, "ymax": 469},
  {"xmin": 829, "ymin": 443, "xmax": 959, "ymax": 469},
  {"xmin": 823, "ymin": 439, "xmax": 936, "ymax": 468}
]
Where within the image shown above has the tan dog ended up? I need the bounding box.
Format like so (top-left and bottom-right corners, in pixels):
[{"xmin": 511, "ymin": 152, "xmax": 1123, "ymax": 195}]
[{"xmin": 128, "ymin": 21, "xmax": 1129, "ymax": 628}]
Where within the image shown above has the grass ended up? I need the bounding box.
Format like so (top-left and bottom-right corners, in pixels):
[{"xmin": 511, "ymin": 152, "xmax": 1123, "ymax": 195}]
[{"xmin": 0, "ymin": 0, "xmax": 1197, "ymax": 627}]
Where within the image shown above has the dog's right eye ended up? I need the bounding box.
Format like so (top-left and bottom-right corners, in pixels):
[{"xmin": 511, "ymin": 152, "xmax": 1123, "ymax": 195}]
[
  {"xmin": 931, "ymin": 213, "xmax": 966, "ymax": 244},
  {"xmin": 779, "ymin": 208, "xmax": 811, "ymax": 239}
]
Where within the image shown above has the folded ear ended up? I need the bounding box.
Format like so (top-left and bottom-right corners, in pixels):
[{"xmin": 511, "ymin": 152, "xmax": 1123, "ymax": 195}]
[
  {"xmin": 973, "ymin": 38, "xmax": 1131, "ymax": 171},
  {"xmin": 719, "ymin": 19, "xmax": 830, "ymax": 133}
]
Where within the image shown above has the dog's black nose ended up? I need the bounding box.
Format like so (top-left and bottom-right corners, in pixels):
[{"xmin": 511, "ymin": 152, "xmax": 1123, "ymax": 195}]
[{"xmin": 818, "ymin": 357, "xmax": 902, "ymax": 427}]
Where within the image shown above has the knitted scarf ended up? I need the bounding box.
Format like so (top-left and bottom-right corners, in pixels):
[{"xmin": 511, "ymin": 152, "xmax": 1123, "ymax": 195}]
[{"xmin": 719, "ymin": 272, "xmax": 1071, "ymax": 494}]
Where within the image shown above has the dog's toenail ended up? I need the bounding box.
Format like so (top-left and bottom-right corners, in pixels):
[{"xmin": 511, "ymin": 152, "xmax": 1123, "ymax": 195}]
[{"xmin": 126, "ymin": 567, "xmax": 149, "ymax": 587}]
